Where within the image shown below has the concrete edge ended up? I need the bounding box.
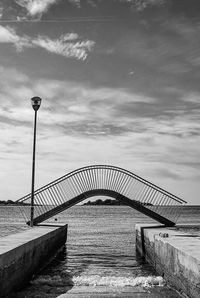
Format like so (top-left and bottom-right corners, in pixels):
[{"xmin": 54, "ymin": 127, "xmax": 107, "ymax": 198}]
[
  {"xmin": 135, "ymin": 224, "xmax": 200, "ymax": 298},
  {"xmin": 0, "ymin": 224, "xmax": 68, "ymax": 297}
]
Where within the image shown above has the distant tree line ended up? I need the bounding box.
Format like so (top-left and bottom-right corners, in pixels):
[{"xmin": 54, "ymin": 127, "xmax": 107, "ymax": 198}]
[
  {"xmin": 83, "ymin": 199, "xmax": 125, "ymax": 206},
  {"xmin": 0, "ymin": 200, "xmax": 28, "ymax": 206},
  {"xmin": 83, "ymin": 198, "xmax": 153, "ymax": 206}
]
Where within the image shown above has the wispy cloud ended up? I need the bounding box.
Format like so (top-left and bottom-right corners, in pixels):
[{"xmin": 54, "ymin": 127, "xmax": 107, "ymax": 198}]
[
  {"xmin": 0, "ymin": 6, "xmax": 3, "ymax": 18},
  {"xmin": 68, "ymin": 0, "xmax": 81, "ymax": 8},
  {"xmin": 0, "ymin": 67, "xmax": 155, "ymax": 134},
  {"xmin": 68, "ymin": 0, "xmax": 166, "ymax": 11},
  {"xmin": 0, "ymin": 25, "xmax": 95, "ymax": 60},
  {"xmin": 32, "ymin": 34, "xmax": 95, "ymax": 60},
  {"xmin": 15, "ymin": 0, "xmax": 59, "ymax": 17},
  {"xmin": 0, "ymin": 25, "xmax": 30, "ymax": 51},
  {"xmin": 131, "ymin": 0, "xmax": 166, "ymax": 11}
]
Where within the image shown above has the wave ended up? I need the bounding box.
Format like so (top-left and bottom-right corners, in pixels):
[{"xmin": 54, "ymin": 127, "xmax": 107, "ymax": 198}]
[{"xmin": 73, "ymin": 275, "xmax": 164, "ymax": 287}]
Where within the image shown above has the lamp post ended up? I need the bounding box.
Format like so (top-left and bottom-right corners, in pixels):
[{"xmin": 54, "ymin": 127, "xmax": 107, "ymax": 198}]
[{"xmin": 30, "ymin": 97, "xmax": 42, "ymax": 227}]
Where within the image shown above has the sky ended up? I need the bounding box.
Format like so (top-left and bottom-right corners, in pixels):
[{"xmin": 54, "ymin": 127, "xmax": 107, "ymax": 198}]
[{"xmin": 0, "ymin": 0, "xmax": 199, "ymax": 204}]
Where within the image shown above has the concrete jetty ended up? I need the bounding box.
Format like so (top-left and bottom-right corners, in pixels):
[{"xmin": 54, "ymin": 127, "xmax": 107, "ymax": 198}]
[
  {"xmin": 136, "ymin": 224, "xmax": 200, "ymax": 298},
  {"xmin": 0, "ymin": 224, "xmax": 67, "ymax": 297}
]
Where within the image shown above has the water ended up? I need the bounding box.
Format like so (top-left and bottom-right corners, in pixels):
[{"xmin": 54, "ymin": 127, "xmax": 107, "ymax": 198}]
[{"xmin": 1, "ymin": 205, "xmax": 200, "ymax": 298}]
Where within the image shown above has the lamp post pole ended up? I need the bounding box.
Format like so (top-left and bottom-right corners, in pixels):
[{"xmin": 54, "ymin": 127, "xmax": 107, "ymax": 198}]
[{"xmin": 30, "ymin": 97, "xmax": 42, "ymax": 227}]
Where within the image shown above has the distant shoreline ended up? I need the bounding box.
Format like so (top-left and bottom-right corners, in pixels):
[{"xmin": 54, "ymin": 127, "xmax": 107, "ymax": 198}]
[
  {"xmin": 83, "ymin": 199, "xmax": 127, "ymax": 206},
  {"xmin": 0, "ymin": 200, "xmax": 27, "ymax": 206},
  {"xmin": 83, "ymin": 198, "xmax": 153, "ymax": 206}
]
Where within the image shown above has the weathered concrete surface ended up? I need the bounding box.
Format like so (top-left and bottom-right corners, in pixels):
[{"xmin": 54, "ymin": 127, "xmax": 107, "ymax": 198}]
[
  {"xmin": 0, "ymin": 224, "xmax": 67, "ymax": 297},
  {"xmin": 136, "ymin": 224, "xmax": 200, "ymax": 298}
]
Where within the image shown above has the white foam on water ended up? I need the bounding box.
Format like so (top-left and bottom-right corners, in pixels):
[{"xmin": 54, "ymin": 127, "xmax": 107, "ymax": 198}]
[{"xmin": 72, "ymin": 275, "xmax": 164, "ymax": 288}]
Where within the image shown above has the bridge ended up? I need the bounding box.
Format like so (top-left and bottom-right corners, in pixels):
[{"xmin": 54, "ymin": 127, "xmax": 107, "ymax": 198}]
[{"xmin": 17, "ymin": 165, "xmax": 186, "ymax": 226}]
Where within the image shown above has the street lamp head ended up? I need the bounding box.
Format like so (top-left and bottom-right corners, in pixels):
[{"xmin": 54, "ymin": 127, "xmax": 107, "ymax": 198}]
[{"xmin": 31, "ymin": 97, "xmax": 42, "ymax": 111}]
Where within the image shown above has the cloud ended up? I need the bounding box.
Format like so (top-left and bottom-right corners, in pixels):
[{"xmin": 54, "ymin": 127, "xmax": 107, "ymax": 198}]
[
  {"xmin": 0, "ymin": 25, "xmax": 19, "ymax": 43},
  {"xmin": 130, "ymin": 0, "xmax": 166, "ymax": 11},
  {"xmin": 68, "ymin": 105, "xmax": 90, "ymax": 114},
  {"xmin": 58, "ymin": 121, "xmax": 132, "ymax": 137},
  {"xmin": 1, "ymin": 66, "xmax": 199, "ymax": 146},
  {"xmin": 15, "ymin": 0, "xmax": 59, "ymax": 17},
  {"xmin": 32, "ymin": 34, "xmax": 95, "ymax": 60},
  {"xmin": 181, "ymin": 92, "xmax": 200, "ymax": 104},
  {"xmin": 114, "ymin": 99, "xmax": 200, "ymax": 138},
  {"xmin": 0, "ymin": 67, "xmax": 155, "ymax": 136},
  {"xmin": 0, "ymin": 25, "xmax": 30, "ymax": 51},
  {"xmin": 0, "ymin": 6, "xmax": 3, "ymax": 18},
  {"xmin": 68, "ymin": 0, "xmax": 81, "ymax": 8},
  {"xmin": 0, "ymin": 25, "xmax": 95, "ymax": 60},
  {"xmin": 67, "ymin": 0, "xmax": 166, "ymax": 11},
  {"xmin": 29, "ymin": 77, "xmax": 200, "ymax": 142}
]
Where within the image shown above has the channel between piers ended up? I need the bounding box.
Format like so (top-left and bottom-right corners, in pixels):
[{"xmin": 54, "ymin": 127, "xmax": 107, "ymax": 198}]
[
  {"xmin": 136, "ymin": 224, "xmax": 200, "ymax": 298},
  {"xmin": 0, "ymin": 223, "xmax": 68, "ymax": 298}
]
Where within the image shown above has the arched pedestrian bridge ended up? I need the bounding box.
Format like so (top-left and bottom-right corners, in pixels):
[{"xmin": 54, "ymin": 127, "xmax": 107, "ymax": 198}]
[{"xmin": 17, "ymin": 165, "xmax": 186, "ymax": 226}]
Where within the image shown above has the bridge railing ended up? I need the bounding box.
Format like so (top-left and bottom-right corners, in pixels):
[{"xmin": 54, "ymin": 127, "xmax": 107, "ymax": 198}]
[{"xmin": 17, "ymin": 165, "xmax": 186, "ymax": 225}]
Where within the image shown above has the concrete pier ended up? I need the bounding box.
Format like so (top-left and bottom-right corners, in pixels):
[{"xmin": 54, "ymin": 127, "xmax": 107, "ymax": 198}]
[
  {"xmin": 136, "ymin": 224, "xmax": 200, "ymax": 298},
  {"xmin": 0, "ymin": 224, "xmax": 67, "ymax": 297}
]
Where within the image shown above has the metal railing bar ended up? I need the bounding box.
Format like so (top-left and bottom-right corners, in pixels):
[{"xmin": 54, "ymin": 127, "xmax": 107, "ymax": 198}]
[
  {"xmin": 134, "ymin": 184, "xmax": 147, "ymax": 203},
  {"xmin": 59, "ymin": 182, "xmax": 72, "ymax": 202},
  {"xmin": 38, "ymin": 192, "xmax": 50, "ymax": 214},
  {"xmin": 93, "ymin": 168, "xmax": 98, "ymax": 190},
  {"xmin": 67, "ymin": 177, "xmax": 78, "ymax": 198},
  {"xmin": 145, "ymin": 188, "xmax": 156, "ymax": 206},
  {"xmin": 88, "ymin": 168, "xmax": 95, "ymax": 190},
  {"xmin": 121, "ymin": 175, "xmax": 132, "ymax": 197},
  {"xmin": 78, "ymin": 171, "xmax": 87, "ymax": 193},
  {"xmin": 72, "ymin": 173, "xmax": 84, "ymax": 194},
  {"xmin": 49, "ymin": 186, "xmax": 60, "ymax": 206},
  {"xmin": 131, "ymin": 180, "xmax": 142, "ymax": 201},
  {"xmin": 112, "ymin": 168, "xmax": 119, "ymax": 192},
  {"xmin": 45, "ymin": 188, "xmax": 57, "ymax": 206},
  {"xmin": 105, "ymin": 167, "xmax": 110, "ymax": 190},
  {"xmin": 85, "ymin": 168, "xmax": 92, "ymax": 190},
  {"xmin": 140, "ymin": 186, "xmax": 153, "ymax": 204},
  {"xmin": 54, "ymin": 184, "xmax": 65, "ymax": 204},
  {"xmin": 107, "ymin": 168, "xmax": 112, "ymax": 190},
  {"xmin": 112, "ymin": 169, "xmax": 120, "ymax": 193},
  {"xmin": 117, "ymin": 173, "xmax": 127, "ymax": 194},
  {"xmin": 139, "ymin": 185, "xmax": 153, "ymax": 205},
  {"xmin": 115, "ymin": 171, "xmax": 124, "ymax": 193}
]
